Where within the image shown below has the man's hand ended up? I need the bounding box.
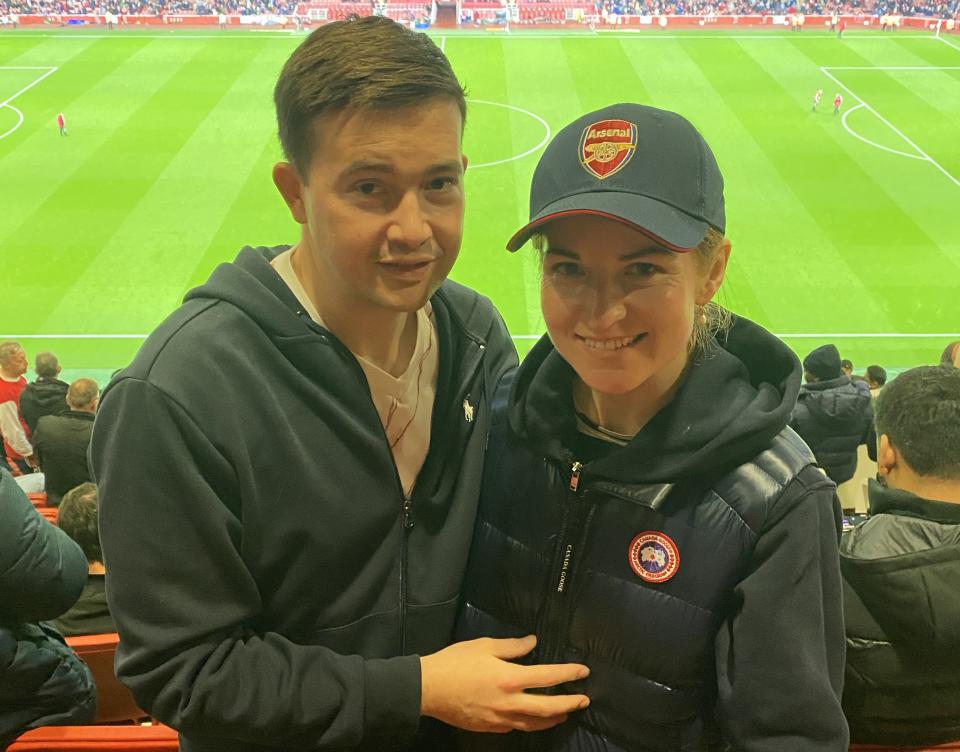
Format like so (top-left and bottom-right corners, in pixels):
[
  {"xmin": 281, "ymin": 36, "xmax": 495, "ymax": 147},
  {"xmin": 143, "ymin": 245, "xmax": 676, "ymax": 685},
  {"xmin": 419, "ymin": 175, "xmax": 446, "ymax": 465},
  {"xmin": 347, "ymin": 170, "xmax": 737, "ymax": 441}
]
[
  {"xmin": 24, "ymin": 454, "xmax": 38, "ymax": 469},
  {"xmin": 420, "ymin": 635, "xmax": 590, "ymax": 734}
]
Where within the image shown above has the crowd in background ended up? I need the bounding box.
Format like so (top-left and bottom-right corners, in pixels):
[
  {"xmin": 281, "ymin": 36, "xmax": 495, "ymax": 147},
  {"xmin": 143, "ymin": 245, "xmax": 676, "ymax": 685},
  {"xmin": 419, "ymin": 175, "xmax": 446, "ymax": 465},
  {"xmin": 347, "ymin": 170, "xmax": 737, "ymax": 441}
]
[
  {"xmin": 596, "ymin": 0, "xmax": 959, "ymax": 20},
  {"xmin": 1, "ymin": 0, "xmax": 958, "ymax": 19}
]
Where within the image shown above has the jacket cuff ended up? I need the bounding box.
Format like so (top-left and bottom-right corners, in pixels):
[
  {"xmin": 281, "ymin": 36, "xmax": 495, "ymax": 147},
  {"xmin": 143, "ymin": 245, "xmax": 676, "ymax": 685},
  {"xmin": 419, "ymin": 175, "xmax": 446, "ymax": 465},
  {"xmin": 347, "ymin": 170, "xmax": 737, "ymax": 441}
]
[{"xmin": 363, "ymin": 654, "xmax": 421, "ymax": 738}]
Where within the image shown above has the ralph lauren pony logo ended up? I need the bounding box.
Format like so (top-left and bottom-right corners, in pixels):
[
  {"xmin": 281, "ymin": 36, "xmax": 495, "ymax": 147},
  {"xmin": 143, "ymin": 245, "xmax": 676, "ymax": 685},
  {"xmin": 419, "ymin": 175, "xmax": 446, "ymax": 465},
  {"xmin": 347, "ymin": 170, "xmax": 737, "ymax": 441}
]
[{"xmin": 579, "ymin": 119, "xmax": 638, "ymax": 180}]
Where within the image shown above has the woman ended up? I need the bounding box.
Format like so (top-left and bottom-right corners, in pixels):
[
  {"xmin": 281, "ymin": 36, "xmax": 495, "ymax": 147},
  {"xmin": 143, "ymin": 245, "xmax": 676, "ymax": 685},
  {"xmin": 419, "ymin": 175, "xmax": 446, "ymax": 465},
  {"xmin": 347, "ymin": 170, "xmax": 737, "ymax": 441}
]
[{"xmin": 457, "ymin": 104, "xmax": 848, "ymax": 750}]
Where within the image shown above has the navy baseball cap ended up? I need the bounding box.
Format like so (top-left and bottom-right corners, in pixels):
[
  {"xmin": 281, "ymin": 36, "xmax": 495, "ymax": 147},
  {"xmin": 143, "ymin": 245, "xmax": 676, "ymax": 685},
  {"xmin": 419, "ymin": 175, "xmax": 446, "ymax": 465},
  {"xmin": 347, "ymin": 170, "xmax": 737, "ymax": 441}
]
[{"xmin": 507, "ymin": 103, "xmax": 725, "ymax": 252}]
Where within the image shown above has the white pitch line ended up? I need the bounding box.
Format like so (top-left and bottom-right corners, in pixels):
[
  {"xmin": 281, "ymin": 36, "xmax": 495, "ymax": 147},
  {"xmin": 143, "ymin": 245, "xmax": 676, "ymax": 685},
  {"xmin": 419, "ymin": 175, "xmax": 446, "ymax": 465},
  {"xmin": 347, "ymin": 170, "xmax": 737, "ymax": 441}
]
[
  {"xmin": 826, "ymin": 65, "xmax": 960, "ymax": 69},
  {"xmin": 440, "ymin": 35, "xmax": 445, "ymax": 52},
  {"xmin": 841, "ymin": 103, "xmax": 925, "ymax": 160},
  {"xmin": 465, "ymin": 98, "xmax": 552, "ymax": 169},
  {"xmin": 5, "ymin": 332, "xmax": 960, "ymax": 340},
  {"xmin": 938, "ymin": 34, "xmax": 960, "ymax": 52},
  {"xmin": 0, "ymin": 65, "xmax": 58, "ymax": 109},
  {"xmin": 821, "ymin": 65, "xmax": 960, "ymax": 188},
  {"xmin": 0, "ymin": 103, "xmax": 24, "ymax": 140}
]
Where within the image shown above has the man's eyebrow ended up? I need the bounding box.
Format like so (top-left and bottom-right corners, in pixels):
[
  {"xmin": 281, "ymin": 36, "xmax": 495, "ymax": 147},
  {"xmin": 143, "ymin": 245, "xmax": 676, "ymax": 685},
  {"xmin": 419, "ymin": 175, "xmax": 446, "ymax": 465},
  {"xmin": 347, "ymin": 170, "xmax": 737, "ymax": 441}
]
[{"xmin": 339, "ymin": 160, "xmax": 463, "ymax": 179}]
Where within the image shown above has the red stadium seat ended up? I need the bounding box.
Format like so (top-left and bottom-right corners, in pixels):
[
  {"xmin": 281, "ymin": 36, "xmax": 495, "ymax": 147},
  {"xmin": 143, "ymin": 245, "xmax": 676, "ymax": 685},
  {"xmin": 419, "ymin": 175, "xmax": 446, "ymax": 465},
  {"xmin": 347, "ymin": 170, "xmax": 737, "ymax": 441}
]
[
  {"xmin": 65, "ymin": 633, "xmax": 148, "ymax": 723},
  {"xmin": 27, "ymin": 492, "xmax": 47, "ymax": 508},
  {"xmin": 7, "ymin": 724, "xmax": 178, "ymax": 751},
  {"xmin": 38, "ymin": 506, "xmax": 58, "ymax": 524}
]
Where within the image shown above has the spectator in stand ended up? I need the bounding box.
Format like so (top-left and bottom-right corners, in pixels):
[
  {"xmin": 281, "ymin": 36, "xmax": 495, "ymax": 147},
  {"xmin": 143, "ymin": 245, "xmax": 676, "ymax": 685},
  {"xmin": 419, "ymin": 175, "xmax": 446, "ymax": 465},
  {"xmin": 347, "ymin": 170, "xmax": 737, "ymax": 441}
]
[
  {"xmin": 791, "ymin": 344, "xmax": 874, "ymax": 485},
  {"xmin": 0, "ymin": 468, "xmax": 96, "ymax": 745},
  {"xmin": 0, "ymin": 340, "xmax": 37, "ymax": 476},
  {"xmin": 940, "ymin": 340, "xmax": 960, "ymax": 368},
  {"xmin": 19, "ymin": 351, "xmax": 69, "ymax": 435},
  {"xmin": 33, "ymin": 378, "xmax": 99, "ymax": 506},
  {"xmin": 840, "ymin": 358, "xmax": 854, "ymax": 378},
  {"xmin": 53, "ymin": 482, "xmax": 116, "ymax": 637},
  {"xmin": 841, "ymin": 366, "xmax": 960, "ymax": 746},
  {"xmin": 864, "ymin": 364, "xmax": 886, "ymax": 403}
]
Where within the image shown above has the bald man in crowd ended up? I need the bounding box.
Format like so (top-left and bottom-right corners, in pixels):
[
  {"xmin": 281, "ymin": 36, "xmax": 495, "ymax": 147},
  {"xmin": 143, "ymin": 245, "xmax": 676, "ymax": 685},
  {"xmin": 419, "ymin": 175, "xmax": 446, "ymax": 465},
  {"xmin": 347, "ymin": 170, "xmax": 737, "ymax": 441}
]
[{"xmin": 33, "ymin": 378, "xmax": 100, "ymax": 506}]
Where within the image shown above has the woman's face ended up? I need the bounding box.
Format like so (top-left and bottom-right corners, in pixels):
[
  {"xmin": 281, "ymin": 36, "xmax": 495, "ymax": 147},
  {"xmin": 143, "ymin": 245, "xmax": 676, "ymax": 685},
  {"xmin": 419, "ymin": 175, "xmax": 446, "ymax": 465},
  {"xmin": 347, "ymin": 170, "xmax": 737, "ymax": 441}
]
[{"xmin": 540, "ymin": 214, "xmax": 726, "ymax": 396}]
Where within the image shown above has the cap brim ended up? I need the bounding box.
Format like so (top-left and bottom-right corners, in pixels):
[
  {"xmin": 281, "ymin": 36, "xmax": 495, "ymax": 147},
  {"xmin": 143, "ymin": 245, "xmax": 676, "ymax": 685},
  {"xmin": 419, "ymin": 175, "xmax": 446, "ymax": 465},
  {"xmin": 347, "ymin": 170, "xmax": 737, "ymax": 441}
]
[{"xmin": 506, "ymin": 192, "xmax": 710, "ymax": 252}]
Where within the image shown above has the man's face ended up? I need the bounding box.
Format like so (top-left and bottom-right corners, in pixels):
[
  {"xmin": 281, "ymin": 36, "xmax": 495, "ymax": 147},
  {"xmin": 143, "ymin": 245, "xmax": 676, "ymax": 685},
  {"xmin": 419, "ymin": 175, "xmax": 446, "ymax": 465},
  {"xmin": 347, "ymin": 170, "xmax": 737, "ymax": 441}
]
[
  {"xmin": 1, "ymin": 348, "xmax": 28, "ymax": 377},
  {"xmin": 276, "ymin": 99, "xmax": 467, "ymax": 316}
]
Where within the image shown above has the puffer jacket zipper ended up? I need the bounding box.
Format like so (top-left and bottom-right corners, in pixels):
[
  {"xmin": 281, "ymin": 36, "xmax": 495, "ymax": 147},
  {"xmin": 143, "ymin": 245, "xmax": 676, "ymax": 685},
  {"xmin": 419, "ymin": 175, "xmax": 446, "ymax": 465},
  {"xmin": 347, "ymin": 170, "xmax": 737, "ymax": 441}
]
[{"xmin": 539, "ymin": 460, "xmax": 592, "ymax": 670}]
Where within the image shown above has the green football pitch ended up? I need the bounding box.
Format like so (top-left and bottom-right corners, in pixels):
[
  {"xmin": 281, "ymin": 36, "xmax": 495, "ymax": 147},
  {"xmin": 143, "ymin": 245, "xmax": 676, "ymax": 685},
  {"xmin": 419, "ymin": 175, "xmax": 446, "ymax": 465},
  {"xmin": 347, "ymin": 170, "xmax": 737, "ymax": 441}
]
[{"xmin": 1, "ymin": 26, "xmax": 958, "ymax": 383}]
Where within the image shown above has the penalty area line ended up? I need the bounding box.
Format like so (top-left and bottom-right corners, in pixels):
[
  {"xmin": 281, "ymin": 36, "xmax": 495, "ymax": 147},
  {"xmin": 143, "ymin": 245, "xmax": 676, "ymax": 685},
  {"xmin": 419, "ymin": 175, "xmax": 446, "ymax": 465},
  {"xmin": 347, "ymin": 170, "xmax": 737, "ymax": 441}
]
[{"xmin": 821, "ymin": 65, "xmax": 960, "ymax": 188}]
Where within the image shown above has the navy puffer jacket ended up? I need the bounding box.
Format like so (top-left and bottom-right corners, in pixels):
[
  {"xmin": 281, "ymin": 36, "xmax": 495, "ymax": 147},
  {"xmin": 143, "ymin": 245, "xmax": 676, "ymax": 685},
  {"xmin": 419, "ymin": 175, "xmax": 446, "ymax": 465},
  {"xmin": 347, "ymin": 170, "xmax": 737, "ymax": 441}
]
[{"xmin": 457, "ymin": 317, "xmax": 849, "ymax": 752}]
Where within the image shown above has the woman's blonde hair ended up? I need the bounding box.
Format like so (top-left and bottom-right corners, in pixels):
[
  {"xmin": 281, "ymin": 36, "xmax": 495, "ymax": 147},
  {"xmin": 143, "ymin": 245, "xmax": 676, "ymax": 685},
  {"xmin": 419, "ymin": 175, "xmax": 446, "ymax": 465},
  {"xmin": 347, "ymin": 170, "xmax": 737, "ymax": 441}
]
[
  {"xmin": 531, "ymin": 225, "xmax": 731, "ymax": 360},
  {"xmin": 689, "ymin": 227, "xmax": 731, "ymax": 360}
]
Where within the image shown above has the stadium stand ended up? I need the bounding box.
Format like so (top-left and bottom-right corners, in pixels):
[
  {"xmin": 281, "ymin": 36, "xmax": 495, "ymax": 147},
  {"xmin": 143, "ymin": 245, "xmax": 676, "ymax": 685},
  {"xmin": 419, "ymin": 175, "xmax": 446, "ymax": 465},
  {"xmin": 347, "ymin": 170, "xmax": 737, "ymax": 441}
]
[
  {"xmin": 6, "ymin": 724, "xmax": 179, "ymax": 751},
  {"xmin": 65, "ymin": 633, "xmax": 147, "ymax": 724}
]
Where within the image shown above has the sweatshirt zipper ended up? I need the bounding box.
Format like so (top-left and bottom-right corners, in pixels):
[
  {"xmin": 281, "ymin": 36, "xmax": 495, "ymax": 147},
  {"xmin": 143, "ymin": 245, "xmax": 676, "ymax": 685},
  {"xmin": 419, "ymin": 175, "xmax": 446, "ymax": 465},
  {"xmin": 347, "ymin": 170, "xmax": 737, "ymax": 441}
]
[
  {"xmin": 538, "ymin": 461, "xmax": 586, "ymax": 670},
  {"xmin": 314, "ymin": 319, "xmax": 487, "ymax": 655}
]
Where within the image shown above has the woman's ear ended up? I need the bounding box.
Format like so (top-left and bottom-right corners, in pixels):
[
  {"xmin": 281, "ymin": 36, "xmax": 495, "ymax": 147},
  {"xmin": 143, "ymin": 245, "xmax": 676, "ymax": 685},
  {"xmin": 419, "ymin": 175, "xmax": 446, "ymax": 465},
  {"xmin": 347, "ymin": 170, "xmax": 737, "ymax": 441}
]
[{"xmin": 696, "ymin": 238, "xmax": 731, "ymax": 306}]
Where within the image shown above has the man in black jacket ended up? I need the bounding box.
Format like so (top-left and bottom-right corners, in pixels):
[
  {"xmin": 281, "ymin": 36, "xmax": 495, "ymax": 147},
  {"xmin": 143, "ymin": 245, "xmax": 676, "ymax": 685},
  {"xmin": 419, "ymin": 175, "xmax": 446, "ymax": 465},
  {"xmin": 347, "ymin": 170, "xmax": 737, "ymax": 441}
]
[
  {"xmin": 33, "ymin": 378, "xmax": 99, "ymax": 506},
  {"xmin": 841, "ymin": 365, "xmax": 960, "ymax": 745},
  {"xmin": 791, "ymin": 343, "xmax": 874, "ymax": 484},
  {"xmin": 19, "ymin": 352, "xmax": 69, "ymax": 435},
  {"xmin": 0, "ymin": 469, "xmax": 96, "ymax": 745},
  {"xmin": 91, "ymin": 17, "xmax": 588, "ymax": 752}
]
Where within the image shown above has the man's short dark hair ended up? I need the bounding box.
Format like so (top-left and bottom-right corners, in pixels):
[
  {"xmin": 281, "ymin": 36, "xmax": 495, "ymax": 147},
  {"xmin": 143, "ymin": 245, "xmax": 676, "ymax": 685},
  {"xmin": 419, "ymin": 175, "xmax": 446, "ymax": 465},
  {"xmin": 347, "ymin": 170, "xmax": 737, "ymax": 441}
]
[
  {"xmin": 875, "ymin": 366, "xmax": 960, "ymax": 480},
  {"xmin": 35, "ymin": 352, "xmax": 59, "ymax": 378},
  {"xmin": 274, "ymin": 15, "xmax": 467, "ymax": 178},
  {"xmin": 841, "ymin": 358, "xmax": 854, "ymax": 372},
  {"xmin": 58, "ymin": 482, "xmax": 102, "ymax": 564},
  {"xmin": 866, "ymin": 365, "xmax": 887, "ymax": 387}
]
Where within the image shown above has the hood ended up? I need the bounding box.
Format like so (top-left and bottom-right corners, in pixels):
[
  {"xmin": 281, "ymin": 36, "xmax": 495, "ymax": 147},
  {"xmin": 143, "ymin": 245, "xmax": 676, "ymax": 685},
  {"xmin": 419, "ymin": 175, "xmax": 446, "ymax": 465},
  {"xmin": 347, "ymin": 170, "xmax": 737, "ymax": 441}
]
[
  {"xmin": 26, "ymin": 379, "xmax": 68, "ymax": 410},
  {"xmin": 841, "ymin": 480, "xmax": 960, "ymax": 650},
  {"xmin": 510, "ymin": 315, "xmax": 802, "ymax": 483},
  {"xmin": 798, "ymin": 376, "xmax": 872, "ymax": 426},
  {"xmin": 184, "ymin": 246, "xmax": 308, "ymax": 337}
]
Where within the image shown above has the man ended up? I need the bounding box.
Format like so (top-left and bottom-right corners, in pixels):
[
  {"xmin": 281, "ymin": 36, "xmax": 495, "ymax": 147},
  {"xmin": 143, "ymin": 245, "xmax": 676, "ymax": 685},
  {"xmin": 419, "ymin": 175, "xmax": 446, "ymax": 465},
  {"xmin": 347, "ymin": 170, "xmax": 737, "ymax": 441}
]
[
  {"xmin": 812, "ymin": 88, "xmax": 823, "ymax": 112},
  {"xmin": 53, "ymin": 482, "xmax": 115, "ymax": 637},
  {"xmin": 57, "ymin": 112, "xmax": 67, "ymax": 136},
  {"xmin": 92, "ymin": 17, "xmax": 588, "ymax": 752},
  {"xmin": 19, "ymin": 351, "xmax": 69, "ymax": 435},
  {"xmin": 864, "ymin": 364, "xmax": 886, "ymax": 403},
  {"xmin": 840, "ymin": 357, "xmax": 854, "ymax": 378},
  {"xmin": 833, "ymin": 92, "xmax": 843, "ymax": 115},
  {"xmin": 841, "ymin": 366, "xmax": 960, "ymax": 746},
  {"xmin": 791, "ymin": 343, "xmax": 873, "ymax": 484},
  {"xmin": 0, "ymin": 468, "xmax": 96, "ymax": 744},
  {"xmin": 940, "ymin": 340, "xmax": 959, "ymax": 367},
  {"xmin": 0, "ymin": 341, "xmax": 36, "ymax": 475},
  {"xmin": 33, "ymin": 378, "xmax": 99, "ymax": 506}
]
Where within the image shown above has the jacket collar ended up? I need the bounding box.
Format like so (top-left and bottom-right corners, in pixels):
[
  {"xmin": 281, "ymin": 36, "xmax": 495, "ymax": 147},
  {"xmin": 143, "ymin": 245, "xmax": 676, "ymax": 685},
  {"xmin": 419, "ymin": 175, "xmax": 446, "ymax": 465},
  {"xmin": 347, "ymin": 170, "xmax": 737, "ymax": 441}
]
[
  {"xmin": 868, "ymin": 478, "xmax": 960, "ymax": 524},
  {"xmin": 802, "ymin": 375, "xmax": 850, "ymax": 392}
]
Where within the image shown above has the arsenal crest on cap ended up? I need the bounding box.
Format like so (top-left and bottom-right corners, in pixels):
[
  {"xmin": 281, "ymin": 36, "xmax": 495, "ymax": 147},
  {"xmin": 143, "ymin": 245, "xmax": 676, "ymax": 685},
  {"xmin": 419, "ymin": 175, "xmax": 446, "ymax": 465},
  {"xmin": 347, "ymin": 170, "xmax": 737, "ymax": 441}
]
[
  {"xmin": 628, "ymin": 531, "xmax": 680, "ymax": 584},
  {"xmin": 579, "ymin": 119, "xmax": 638, "ymax": 180}
]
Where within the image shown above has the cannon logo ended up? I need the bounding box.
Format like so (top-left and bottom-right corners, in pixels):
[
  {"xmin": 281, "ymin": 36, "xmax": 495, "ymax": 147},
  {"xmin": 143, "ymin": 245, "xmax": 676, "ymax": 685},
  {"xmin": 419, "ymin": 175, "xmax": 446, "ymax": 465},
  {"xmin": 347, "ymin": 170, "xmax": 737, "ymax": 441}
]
[
  {"xmin": 579, "ymin": 119, "xmax": 638, "ymax": 180},
  {"xmin": 628, "ymin": 531, "xmax": 680, "ymax": 584}
]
